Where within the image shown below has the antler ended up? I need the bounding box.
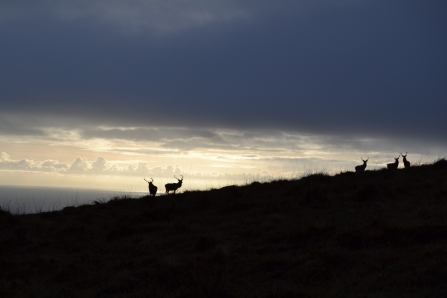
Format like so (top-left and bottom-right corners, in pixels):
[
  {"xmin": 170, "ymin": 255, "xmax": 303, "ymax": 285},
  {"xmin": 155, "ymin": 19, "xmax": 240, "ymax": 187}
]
[{"xmin": 362, "ymin": 157, "xmax": 369, "ymax": 162}]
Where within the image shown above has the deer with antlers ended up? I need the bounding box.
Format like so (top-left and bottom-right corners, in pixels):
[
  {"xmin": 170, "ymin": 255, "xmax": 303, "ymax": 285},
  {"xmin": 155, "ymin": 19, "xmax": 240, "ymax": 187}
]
[
  {"xmin": 144, "ymin": 178, "xmax": 158, "ymax": 196},
  {"xmin": 165, "ymin": 175, "xmax": 183, "ymax": 194},
  {"xmin": 355, "ymin": 157, "xmax": 369, "ymax": 172},
  {"xmin": 401, "ymin": 152, "xmax": 410, "ymax": 168},
  {"xmin": 387, "ymin": 155, "xmax": 400, "ymax": 170}
]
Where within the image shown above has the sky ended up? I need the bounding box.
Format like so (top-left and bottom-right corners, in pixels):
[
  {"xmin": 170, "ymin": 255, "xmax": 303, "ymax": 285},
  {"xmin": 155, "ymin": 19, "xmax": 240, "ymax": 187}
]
[{"xmin": 1, "ymin": 0, "xmax": 447, "ymax": 192}]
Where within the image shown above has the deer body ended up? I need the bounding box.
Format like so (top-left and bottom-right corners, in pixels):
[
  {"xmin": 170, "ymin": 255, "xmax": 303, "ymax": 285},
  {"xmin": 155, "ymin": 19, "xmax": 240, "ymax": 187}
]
[
  {"xmin": 401, "ymin": 153, "xmax": 410, "ymax": 168},
  {"xmin": 387, "ymin": 155, "xmax": 400, "ymax": 170},
  {"xmin": 165, "ymin": 175, "xmax": 183, "ymax": 194},
  {"xmin": 355, "ymin": 157, "xmax": 368, "ymax": 172},
  {"xmin": 144, "ymin": 178, "xmax": 158, "ymax": 196}
]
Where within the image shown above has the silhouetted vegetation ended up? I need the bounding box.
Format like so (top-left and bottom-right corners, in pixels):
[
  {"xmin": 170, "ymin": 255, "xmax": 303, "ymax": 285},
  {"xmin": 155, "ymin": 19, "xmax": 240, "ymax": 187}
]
[{"xmin": 1, "ymin": 159, "xmax": 446, "ymax": 297}]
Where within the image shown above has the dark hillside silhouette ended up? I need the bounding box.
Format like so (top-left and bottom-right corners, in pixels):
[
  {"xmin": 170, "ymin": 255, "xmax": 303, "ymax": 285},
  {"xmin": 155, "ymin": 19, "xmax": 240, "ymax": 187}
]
[{"xmin": 1, "ymin": 159, "xmax": 446, "ymax": 297}]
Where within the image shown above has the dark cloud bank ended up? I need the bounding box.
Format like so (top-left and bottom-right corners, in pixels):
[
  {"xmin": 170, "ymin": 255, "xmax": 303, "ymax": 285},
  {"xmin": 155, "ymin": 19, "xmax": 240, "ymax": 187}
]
[{"xmin": 1, "ymin": 0, "xmax": 447, "ymax": 147}]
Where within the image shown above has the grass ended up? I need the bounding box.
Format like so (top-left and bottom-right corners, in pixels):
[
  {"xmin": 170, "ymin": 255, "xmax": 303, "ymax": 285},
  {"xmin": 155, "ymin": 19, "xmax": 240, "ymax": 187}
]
[{"xmin": 0, "ymin": 159, "xmax": 447, "ymax": 297}]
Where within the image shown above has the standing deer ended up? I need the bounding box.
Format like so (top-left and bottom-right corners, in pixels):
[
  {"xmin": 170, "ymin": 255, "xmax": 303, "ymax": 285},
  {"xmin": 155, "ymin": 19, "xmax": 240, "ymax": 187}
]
[
  {"xmin": 387, "ymin": 155, "xmax": 400, "ymax": 170},
  {"xmin": 401, "ymin": 152, "xmax": 410, "ymax": 168},
  {"xmin": 165, "ymin": 175, "xmax": 183, "ymax": 194},
  {"xmin": 144, "ymin": 178, "xmax": 158, "ymax": 196},
  {"xmin": 355, "ymin": 157, "xmax": 369, "ymax": 172}
]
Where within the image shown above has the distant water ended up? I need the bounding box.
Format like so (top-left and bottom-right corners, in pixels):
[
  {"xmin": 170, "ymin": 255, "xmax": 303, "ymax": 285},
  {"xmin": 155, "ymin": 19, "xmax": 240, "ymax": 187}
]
[{"xmin": 0, "ymin": 185, "xmax": 148, "ymax": 214}]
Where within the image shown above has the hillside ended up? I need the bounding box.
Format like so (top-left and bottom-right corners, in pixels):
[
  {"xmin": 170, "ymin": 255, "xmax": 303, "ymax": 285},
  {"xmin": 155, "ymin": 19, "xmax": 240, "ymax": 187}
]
[{"xmin": 1, "ymin": 160, "xmax": 447, "ymax": 297}]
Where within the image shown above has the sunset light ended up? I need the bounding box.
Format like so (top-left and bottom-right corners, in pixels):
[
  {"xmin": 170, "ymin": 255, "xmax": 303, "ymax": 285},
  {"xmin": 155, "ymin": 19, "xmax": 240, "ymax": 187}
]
[
  {"xmin": 1, "ymin": 2, "xmax": 447, "ymax": 296},
  {"xmin": 1, "ymin": 0, "xmax": 446, "ymax": 196}
]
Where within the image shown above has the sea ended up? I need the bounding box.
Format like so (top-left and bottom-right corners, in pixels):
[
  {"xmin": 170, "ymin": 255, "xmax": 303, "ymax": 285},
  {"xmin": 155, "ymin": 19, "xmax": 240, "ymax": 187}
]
[
  {"xmin": 0, "ymin": 177, "xmax": 270, "ymax": 214},
  {"xmin": 0, "ymin": 185, "xmax": 148, "ymax": 214}
]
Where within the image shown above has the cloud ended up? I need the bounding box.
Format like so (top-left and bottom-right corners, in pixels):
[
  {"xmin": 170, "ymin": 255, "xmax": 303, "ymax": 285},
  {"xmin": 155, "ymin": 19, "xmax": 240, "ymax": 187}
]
[
  {"xmin": 0, "ymin": 116, "xmax": 45, "ymax": 136},
  {"xmin": 0, "ymin": 153, "xmax": 187, "ymax": 178},
  {"xmin": 81, "ymin": 127, "xmax": 220, "ymax": 142},
  {"xmin": 0, "ymin": 153, "xmax": 33, "ymax": 170},
  {"xmin": 0, "ymin": 1, "xmax": 366, "ymax": 34},
  {"xmin": 67, "ymin": 157, "xmax": 91, "ymax": 172},
  {"xmin": 0, "ymin": 153, "xmax": 71, "ymax": 173},
  {"xmin": 91, "ymin": 157, "xmax": 108, "ymax": 172},
  {"xmin": 40, "ymin": 160, "xmax": 69, "ymax": 171},
  {"xmin": 126, "ymin": 162, "xmax": 149, "ymax": 176},
  {"xmin": 0, "ymin": 0, "xmax": 250, "ymax": 34},
  {"xmin": 1, "ymin": 0, "xmax": 447, "ymax": 163}
]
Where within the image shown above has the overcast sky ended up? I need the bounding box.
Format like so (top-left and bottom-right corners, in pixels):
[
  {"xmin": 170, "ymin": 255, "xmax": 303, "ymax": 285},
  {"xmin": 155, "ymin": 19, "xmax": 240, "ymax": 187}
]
[{"xmin": 1, "ymin": 0, "xmax": 446, "ymax": 191}]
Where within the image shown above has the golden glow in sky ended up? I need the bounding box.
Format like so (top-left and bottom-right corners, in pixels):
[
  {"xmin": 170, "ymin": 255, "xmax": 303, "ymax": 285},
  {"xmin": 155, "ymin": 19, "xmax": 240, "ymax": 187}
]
[{"xmin": 1, "ymin": 125, "xmax": 445, "ymax": 192}]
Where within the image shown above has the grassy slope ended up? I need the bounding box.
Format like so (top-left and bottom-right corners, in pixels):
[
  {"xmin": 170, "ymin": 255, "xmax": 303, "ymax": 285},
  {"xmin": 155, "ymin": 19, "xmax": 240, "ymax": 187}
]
[{"xmin": 1, "ymin": 160, "xmax": 447, "ymax": 297}]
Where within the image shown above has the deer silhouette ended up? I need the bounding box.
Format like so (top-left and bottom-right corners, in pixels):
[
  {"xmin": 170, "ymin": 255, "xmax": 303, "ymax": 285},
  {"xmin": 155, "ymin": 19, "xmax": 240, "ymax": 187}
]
[
  {"xmin": 387, "ymin": 155, "xmax": 400, "ymax": 170},
  {"xmin": 355, "ymin": 157, "xmax": 369, "ymax": 172},
  {"xmin": 144, "ymin": 178, "xmax": 158, "ymax": 196},
  {"xmin": 165, "ymin": 175, "xmax": 183, "ymax": 194},
  {"xmin": 401, "ymin": 152, "xmax": 410, "ymax": 168}
]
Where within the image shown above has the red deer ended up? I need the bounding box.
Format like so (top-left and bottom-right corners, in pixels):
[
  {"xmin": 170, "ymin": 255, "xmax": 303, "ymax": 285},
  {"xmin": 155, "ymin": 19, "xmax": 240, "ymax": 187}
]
[
  {"xmin": 144, "ymin": 178, "xmax": 158, "ymax": 196},
  {"xmin": 355, "ymin": 157, "xmax": 369, "ymax": 172},
  {"xmin": 387, "ymin": 155, "xmax": 400, "ymax": 170},
  {"xmin": 401, "ymin": 152, "xmax": 410, "ymax": 168},
  {"xmin": 165, "ymin": 175, "xmax": 183, "ymax": 194}
]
